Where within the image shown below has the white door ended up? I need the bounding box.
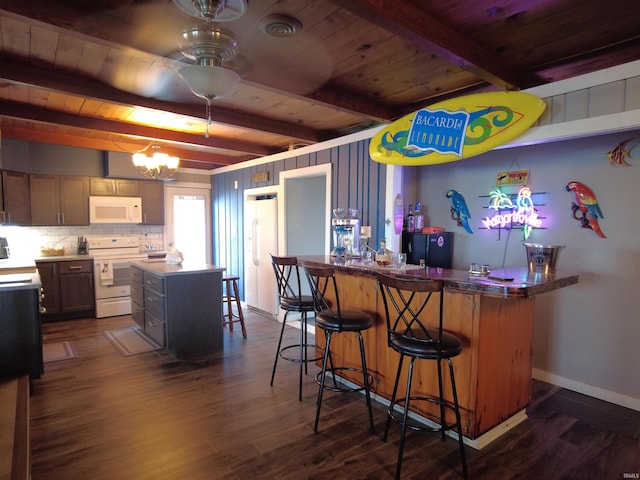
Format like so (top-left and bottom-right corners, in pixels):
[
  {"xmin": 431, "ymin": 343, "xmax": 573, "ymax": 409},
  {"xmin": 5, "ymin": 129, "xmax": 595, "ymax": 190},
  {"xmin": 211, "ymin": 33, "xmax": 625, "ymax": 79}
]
[
  {"xmin": 244, "ymin": 195, "xmax": 278, "ymax": 316},
  {"xmin": 165, "ymin": 186, "xmax": 211, "ymax": 264}
]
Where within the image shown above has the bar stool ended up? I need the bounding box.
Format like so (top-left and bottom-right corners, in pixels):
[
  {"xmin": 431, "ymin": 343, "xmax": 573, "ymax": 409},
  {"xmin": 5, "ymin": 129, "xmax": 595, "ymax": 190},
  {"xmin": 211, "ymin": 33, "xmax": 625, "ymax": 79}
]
[
  {"xmin": 270, "ymin": 255, "xmax": 322, "ymax": 401},
  {"xmin": 302, "ymin": 262, "xmax": 375, "ymax": 434},
  {"xmin": 222, "ymin": 275, "xmax": 247, "ymax": 338},
  {"xmin": 377, "ymin": 273, "xmax": 468, "ymax": 479}
]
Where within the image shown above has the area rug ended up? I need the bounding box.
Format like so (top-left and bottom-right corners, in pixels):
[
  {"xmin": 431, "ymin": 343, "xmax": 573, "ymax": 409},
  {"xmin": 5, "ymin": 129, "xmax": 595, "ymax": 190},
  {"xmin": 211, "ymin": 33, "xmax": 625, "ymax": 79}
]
[
  {"xmin": 43, "ymin": 341, "xmax": 78, "ymax": 363},
  {"xmin": 104, "ymin": 326, "xmax": 161, "ymax": 356}
]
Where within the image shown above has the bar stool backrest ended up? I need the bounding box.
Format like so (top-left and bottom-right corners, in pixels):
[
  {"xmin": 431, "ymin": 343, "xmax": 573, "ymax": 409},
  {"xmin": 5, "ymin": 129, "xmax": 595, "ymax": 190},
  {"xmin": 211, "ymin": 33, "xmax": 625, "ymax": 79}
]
[
  {"xmin": 377, "ymin": 273, "xmax": 445, "ymax": 352},
  {"xmin": 301, "ymin": 263, "xmax": 343, "ymax": 329},
  {"xmin": 270, "ymin": 255, "xmax": 307, "ymax": 312}
]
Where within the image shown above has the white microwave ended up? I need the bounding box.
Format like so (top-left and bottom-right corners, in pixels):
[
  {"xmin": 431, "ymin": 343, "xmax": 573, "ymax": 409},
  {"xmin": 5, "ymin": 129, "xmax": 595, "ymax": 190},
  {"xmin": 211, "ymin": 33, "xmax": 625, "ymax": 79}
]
[{"xmin": 89, "ymin": 196, "xmax": 142, "ymax": 224}]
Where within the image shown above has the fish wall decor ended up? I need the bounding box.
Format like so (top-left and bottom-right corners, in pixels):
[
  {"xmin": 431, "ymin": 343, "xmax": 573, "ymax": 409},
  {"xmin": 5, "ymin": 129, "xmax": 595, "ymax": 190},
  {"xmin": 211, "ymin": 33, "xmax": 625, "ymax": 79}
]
[{"xmin": 606, "ymin": 138, "xmax": 634, "ymax": 166}]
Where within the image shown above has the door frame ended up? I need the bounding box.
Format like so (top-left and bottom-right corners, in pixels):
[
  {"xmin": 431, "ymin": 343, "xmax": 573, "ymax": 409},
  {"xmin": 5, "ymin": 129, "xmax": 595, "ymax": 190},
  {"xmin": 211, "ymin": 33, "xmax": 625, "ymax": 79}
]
[
  {"xmin": 164, "ymin": 183, "xmax": 212, "ymax": 264},
  {"xmin": 278, "ymin": 163, "xmax": 332, "ymax": 256}
]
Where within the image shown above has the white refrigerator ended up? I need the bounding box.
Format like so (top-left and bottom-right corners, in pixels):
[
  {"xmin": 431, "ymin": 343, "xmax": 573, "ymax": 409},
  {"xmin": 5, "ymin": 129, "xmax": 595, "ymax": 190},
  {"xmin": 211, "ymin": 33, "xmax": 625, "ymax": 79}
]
[{"xmin": 244, "ymin": 196, "xmax": 278, "ymax": 317}]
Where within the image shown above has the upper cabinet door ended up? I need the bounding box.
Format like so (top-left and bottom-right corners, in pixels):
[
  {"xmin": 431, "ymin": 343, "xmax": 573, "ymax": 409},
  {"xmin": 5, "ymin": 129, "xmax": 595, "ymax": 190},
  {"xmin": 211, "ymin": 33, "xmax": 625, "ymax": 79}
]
[
  {"xmin": 30, "ymin": 175, "xmax": 89, "ymax": 226},
  {"xmin": 140, "ymin": 181, "xmax": 164, "ymax": 225},
  {"xmin": 2, "ymin": 171, "xmax": 31, "ymax": 225},
  {"xmin": 90, "ymin": 178, "xmax": 140, "ymax": 197},
  {"xmin": 59, "ymin": 176, "xmax": 90, "ymax": 225}
]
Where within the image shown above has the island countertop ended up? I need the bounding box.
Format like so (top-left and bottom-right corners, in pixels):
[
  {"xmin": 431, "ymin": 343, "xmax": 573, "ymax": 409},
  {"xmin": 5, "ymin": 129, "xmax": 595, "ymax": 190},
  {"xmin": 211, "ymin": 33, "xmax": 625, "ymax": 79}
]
[
  {"xmin": 297, "ymin": 255, "xmax": 579, "ymax": 299},
  {"xmin": 131, "ymin": 260, "xmax": 226, "ymax": 277}
]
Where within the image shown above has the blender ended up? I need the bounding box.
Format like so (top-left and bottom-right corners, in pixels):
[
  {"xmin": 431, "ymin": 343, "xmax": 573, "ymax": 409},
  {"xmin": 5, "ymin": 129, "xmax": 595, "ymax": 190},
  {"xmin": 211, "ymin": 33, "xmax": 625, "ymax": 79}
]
[{"xmin": 331, "ymin": 208, "xmax": 360, "ymax": 257}]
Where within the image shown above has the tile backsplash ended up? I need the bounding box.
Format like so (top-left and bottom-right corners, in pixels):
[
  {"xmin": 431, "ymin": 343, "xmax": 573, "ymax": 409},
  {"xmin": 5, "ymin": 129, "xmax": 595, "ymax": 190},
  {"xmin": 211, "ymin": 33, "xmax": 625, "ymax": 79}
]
[{"xmin": 0, "ymin": 224, "xmax": 164, "ymax": 259}]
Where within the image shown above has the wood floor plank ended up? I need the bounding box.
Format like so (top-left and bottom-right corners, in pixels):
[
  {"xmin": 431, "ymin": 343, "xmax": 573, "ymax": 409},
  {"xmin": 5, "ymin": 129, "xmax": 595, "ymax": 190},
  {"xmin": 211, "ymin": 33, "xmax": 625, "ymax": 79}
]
[{"xmin": 29, "ymin": 312, "xmax": 640, "ymax": 479}]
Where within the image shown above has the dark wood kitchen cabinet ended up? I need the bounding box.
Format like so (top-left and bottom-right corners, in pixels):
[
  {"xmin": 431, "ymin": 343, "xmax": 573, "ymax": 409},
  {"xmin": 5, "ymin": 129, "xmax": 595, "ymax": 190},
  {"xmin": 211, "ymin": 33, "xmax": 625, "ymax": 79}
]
[
  {"xmin": 90, "ymin": 178, "xmax": 140, "ymax": 197},
  {"xmin": 0, "ymin": 279, "xmax": 42, "ymax": 379},
  {"xmin": 0, "ymin": 170, "xmax": 31, "ymax": 225},
  {"xmin": 140, "ymin": 180, "xmax": 164, "ymax": 225},
  {"xmin": 30, "ymin": 174, "xmax": 90, "ymax": 226},
  {"xmin": 36, "ymin": 259, "xmax": 94, "ymax": 320}
]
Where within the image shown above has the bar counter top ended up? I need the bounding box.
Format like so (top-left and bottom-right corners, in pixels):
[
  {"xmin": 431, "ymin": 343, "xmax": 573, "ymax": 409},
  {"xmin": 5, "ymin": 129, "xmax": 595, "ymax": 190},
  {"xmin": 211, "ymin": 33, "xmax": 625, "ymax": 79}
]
[{"xmin": 297, "ymin": 255, "xmax": 579, "ymax": 299}]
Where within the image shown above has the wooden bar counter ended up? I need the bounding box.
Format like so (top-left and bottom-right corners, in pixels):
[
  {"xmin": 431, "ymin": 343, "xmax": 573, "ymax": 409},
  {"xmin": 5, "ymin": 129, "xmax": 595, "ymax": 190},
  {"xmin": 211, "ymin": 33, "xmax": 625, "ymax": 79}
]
[{"xmin": 297, "ymin": 256, "xmax": 579, "ymax": 448}]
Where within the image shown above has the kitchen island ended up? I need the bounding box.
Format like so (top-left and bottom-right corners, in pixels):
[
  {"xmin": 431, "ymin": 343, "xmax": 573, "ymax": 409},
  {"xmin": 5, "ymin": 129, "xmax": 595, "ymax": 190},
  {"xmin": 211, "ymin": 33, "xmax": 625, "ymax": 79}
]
[
  {"xmin": 130, "ymin": 262, "xmax": 225, "ymax": 358},
  {"xmin": 298, "ymin": 256, "xmax": 579, "ymax": 448},
  {"xmin": 0, "ymin": 272, "xmax": 43, "ymax": 379}
]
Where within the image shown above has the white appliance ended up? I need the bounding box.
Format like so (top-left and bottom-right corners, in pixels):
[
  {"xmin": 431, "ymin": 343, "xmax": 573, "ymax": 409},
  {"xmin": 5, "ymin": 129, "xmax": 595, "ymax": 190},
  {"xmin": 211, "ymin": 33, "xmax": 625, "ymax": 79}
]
[
  {"xmin": 88, "ymin": 235, "xmax": 147, "ymax": 318},
  {"xmin": 89, "ymin": 196, "xmax": 142, "ymax": 224},
  {"xmin": 244, "ymin": 195, "xmax": 278, "ymax": 317}
]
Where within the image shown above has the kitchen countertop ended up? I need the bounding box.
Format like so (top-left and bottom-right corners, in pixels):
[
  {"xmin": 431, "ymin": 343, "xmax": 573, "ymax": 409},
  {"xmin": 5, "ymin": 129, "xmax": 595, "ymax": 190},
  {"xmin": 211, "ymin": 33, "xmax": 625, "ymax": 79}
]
[
  {"xmin": 35, "ymin": 254, "xmax": 94, "ymax": 262},
  {"xmin": 297, "ymin": 255, "xmax": 579, "ymax": 299},
  {"xmin": 131, "ymin": 260, "xmax": 226, "ymax": 276},
  {"xmin": 0, "ymin": 272, "xmax": 41, "ymax": 291},
  {"xmin": 0, "ymin": 257, "xmax": 37, "ymax": 274}
]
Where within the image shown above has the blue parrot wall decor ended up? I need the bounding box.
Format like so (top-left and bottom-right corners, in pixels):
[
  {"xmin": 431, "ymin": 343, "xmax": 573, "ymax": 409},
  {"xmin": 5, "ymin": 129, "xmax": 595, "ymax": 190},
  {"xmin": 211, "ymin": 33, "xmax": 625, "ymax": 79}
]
[
  {"xmin": 446, "ymin": 189, "xmax": 473, "ymax": 234},
  {"xmin": 565, "ymin": 181, "xmax": 606, "ymax": 238}
]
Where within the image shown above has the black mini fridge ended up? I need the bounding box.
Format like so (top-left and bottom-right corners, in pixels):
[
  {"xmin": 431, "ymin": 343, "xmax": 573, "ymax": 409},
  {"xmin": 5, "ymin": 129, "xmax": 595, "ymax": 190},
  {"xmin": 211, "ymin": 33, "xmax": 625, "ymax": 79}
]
[{"xmin": 402, "ymin": 232, "xmax": 454, "ymax": 268}]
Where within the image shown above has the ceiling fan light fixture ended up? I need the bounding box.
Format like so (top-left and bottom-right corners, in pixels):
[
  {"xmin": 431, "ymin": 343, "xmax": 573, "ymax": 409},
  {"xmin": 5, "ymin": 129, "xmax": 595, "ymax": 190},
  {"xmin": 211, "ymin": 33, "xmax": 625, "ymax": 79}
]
[
  {"xmin": 179, "ymin": 23, "xmax": 239, "ymax": 64},
  {"xmin": 178, "ymin": 63, "xmax": 240, "ymax": 100}
]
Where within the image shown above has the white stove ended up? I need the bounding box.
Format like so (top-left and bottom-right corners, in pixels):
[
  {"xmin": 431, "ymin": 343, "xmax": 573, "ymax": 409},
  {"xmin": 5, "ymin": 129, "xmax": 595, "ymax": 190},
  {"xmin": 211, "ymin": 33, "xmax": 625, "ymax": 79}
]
[{"xmin": 88, "ymin": 235, "xmax": 147, "ymax": 318}]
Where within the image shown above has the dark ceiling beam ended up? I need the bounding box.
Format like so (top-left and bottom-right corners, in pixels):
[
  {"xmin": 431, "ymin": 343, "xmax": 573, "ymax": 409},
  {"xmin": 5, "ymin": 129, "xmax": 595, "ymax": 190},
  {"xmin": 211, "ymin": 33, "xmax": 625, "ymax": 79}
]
[
  {"xmin": 332, "ymin": 0, "xmax": 540, "ymax": 90},
  {"xmin": 0, "ymin": 99, "xmax": 278, "ymax": 157},
  {"xmin": 0, "ymin": 57, "xmax": 323, "ymax": 144},
  {"xmin": 239, "ymin": 78, "xmax": 396, "ymax": 122},
  {"xmin": 0, "ymin": 125, "xmax": 250, "ymax": 167}
]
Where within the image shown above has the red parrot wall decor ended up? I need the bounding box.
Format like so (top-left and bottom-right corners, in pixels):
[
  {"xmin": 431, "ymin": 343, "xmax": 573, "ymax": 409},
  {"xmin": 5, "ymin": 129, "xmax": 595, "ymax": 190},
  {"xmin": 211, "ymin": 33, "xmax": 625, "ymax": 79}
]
[{"xmin": 565, "ymin": 181, "xmax": 606, "ymax": 238}]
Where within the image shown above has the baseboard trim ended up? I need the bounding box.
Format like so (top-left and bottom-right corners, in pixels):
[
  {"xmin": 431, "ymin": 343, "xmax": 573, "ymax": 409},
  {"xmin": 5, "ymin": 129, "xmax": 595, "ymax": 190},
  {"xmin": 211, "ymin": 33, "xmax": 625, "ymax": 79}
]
[{"xmin": 532, "ymin": 368, "xmax": 640, "ymax": 412}]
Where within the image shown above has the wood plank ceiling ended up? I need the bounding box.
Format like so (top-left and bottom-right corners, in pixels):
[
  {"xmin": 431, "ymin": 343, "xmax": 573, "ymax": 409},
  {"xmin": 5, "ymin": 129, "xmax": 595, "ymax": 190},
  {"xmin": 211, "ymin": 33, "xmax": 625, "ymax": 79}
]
[{"xmin": 0, "ymin": 0, "xmax": 639, "ymax": 170}]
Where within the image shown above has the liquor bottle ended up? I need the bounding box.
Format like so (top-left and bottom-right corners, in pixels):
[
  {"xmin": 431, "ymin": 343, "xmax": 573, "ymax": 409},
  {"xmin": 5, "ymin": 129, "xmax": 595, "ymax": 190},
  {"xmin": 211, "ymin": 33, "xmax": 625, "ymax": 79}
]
[
  {"xmin": 414, "ymin": 201, "xmax": 424, "ymax": 232},
  {"xmin": 375, "ymin": 237, "xmax": 392, "ymax": 266},
  {"xmin": 405, "ymin": 204, "xmax": 415, "ymax": 233}
]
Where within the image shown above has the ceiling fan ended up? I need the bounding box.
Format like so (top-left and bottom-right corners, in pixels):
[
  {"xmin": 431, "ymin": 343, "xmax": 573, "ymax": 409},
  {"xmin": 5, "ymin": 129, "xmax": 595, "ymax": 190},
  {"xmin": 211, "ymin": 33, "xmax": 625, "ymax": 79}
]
[{"xmin": 172, "ymin": 0, "xmax": 246, "ymax": 137}]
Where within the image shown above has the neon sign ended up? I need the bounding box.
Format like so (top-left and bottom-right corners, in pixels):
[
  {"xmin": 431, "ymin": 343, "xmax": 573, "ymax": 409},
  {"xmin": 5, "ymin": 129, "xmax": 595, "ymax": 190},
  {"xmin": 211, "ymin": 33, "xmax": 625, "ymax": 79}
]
[{"xmin": 481, "ymin": 187, "xmax": 542, "ymax": 239}]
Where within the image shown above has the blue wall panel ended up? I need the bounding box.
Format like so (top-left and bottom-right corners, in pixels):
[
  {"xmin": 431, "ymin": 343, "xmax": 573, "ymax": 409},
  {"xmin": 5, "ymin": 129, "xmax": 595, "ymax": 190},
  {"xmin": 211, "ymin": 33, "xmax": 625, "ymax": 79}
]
[{"xmin": 211, "ymin": 138, "xmax": 386, "ymax": 299}]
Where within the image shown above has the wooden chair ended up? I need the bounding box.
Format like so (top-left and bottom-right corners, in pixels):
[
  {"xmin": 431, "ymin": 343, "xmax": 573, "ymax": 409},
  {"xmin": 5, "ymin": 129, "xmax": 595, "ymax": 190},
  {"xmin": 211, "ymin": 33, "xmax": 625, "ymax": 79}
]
[{"xmin": 377, "ymin": 273, "xmax": 468, "ymax": 479}]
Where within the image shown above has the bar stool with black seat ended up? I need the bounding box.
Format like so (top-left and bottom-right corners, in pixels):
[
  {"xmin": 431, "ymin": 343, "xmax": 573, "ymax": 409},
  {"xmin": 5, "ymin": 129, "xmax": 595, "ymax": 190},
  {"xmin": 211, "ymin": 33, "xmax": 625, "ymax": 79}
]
[
  {"xmin": 222, "ymin": 275, "xmax": 247, "ymax": 338},
  {"xmin": 270, "ymin": 255, "xmax": 322, "ymax": 401},
  {"xmin": 377, "ymin": 273, "xmax": 468, "ymax": 479},
  {"xmin": 302, "ymin": 263, "xmax": 375, "ymax": 434}
]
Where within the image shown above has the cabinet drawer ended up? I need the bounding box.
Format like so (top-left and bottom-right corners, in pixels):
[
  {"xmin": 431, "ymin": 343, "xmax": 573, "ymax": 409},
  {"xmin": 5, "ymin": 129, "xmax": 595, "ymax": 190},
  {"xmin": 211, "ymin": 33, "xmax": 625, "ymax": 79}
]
[
  {"xmin": 143, "ymin": 272, "xmax": 165, "ymax": 294},
  {"xmin": 130, "ymin": 266, "xmax": 143, "ymax": 285},
  {"xmin": 131, "ymin": 300, "xmax": 144, "ymax": 328},
  {"xmin": 144, "ymin": 289, "xmax": 165, "ymax": 319},
  {"xmin": 130, "ymin": 282, "xmax": 143, "ymax": 306},
  {"xmin": 144, "ymin": 312, "xmax": 165, "ymax": 346},
  {"xmin": 58, "ymin": 260, "xmax": 93, "ymax": 274}
]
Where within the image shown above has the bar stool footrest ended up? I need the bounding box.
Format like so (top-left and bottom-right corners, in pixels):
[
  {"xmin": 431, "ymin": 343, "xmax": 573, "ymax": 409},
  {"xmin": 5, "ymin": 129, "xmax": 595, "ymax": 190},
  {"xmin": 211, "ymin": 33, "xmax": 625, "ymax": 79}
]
[
  {"xmin": 279, "ymin": 343, "xmax": 324, "ymax": 364},
  {"xmin": 316, "ymin": 367, "xmax": 374, "ymax": 393},
  {"xmin": 388, "ymin": 395, "xmax": 459, "ymax": 434}
]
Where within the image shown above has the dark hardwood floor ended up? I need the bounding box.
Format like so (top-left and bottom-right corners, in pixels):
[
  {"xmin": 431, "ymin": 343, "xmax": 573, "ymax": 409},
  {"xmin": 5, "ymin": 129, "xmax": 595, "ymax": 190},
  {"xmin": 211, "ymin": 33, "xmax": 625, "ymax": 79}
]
[{"xmin": 31, "ymin": 311, "xmax": 640, "ymax": 479}]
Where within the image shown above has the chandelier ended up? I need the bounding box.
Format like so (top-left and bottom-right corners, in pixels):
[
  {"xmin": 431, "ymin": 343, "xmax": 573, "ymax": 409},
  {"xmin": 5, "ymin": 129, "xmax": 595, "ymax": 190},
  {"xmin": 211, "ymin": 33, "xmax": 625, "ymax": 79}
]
[
  {"xmin": 174, "ymin": 0, "xmax": 247, "ymax": 138},
  {"xmin": 132, "ymin": 144, "xmax": 180, "ymax": 180}
]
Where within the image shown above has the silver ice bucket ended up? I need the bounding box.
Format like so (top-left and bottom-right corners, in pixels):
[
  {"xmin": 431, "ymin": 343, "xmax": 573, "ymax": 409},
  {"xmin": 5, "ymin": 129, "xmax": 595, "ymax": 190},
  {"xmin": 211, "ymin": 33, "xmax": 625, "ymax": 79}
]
[{"xmin": 524, "ymin": 243, "xmax": 564, "ymax": 274}]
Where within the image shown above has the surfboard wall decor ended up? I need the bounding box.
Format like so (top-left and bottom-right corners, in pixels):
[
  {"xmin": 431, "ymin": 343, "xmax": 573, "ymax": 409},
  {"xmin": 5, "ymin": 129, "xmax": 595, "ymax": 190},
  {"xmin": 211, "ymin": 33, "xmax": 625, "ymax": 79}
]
[{"xmin": 370, "ymin": 91, "xmax": 546, "ymax": 166}]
